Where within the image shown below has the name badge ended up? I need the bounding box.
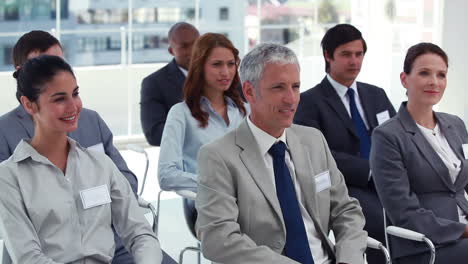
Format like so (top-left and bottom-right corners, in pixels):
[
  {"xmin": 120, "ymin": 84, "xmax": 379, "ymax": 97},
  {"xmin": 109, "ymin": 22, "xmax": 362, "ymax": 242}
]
[
  {"xmin": 376, "ymin": 110, "xmax": 390, "ymax": 125},
  {"xmin": 88, "ymin": 143, "xmax": 105, "ymax": 153},
  {"xmin": 463, "ymin": 144, "xmax": 468, "ymax": 159},
  {"xmin": 315, "ymin": 170, "xmax": 331, "ymax": 192},
  {"xmin": 80, "ymin": 185, "xmax": 111, "ymax": 209}
]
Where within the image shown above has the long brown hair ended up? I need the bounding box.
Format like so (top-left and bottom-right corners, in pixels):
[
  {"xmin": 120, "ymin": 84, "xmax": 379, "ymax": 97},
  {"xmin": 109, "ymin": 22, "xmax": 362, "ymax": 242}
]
[{"xmin": 183, "ymin": 33, "xmax": 246, "ymax": 128}]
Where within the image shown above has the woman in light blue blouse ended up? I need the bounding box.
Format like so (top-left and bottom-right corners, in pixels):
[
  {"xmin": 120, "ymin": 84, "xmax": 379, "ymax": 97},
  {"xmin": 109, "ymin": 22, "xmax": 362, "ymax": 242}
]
[{"xmin": 158, "ymin": 33, "xmax": 248, "ymax": 193}]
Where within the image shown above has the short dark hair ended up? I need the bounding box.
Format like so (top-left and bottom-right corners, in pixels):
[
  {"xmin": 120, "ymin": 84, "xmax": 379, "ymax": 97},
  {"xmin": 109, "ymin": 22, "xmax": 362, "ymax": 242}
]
[
  {"xmin": 403, "ymin": 42, "xmax": 448, "ymax": 74},
  {"xmin": 14, "ymin": 55, "xmax": 74, "ymax": 104},
  {"xmin": 12, "ymin": 30, "xmax": 61, "ymax": 68},
  {"xmin": 168, "ymin": 22, "xmax": 198, "ymax": 42},
  {"xmin": 321, "ymin": 24, "xmax": 367, "ymax": 73}
]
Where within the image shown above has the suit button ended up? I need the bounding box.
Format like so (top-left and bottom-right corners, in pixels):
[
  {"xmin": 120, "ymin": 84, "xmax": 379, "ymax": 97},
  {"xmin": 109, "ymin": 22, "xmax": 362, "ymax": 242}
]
[
  {"xmin": 450, "ymin": 193, "xmax": 455, "ymax": 198},
  {"xmin": 274, "ymin": 241, "xmax": 282, "ymax": 249}
]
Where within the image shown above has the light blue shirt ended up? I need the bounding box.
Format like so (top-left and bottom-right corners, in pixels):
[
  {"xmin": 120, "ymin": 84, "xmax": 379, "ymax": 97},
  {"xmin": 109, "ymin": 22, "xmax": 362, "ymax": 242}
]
[{"xmin": 158, "ymin": 96, "xmax": 248, "ymax": 192}]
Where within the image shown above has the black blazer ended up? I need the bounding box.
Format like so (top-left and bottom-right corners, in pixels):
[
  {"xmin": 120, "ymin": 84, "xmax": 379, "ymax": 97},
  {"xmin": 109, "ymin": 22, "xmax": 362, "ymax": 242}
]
[
  {"xmin": 294, "ymin": 77, "xmax": 396, "ymax": 187},
  {"xmin": 140, "ymin": 59, "xmax": 185, "ymax": 146},
  {"xmin": 371, "ymin": 103, "xmax": 468, "ymax": 259}
]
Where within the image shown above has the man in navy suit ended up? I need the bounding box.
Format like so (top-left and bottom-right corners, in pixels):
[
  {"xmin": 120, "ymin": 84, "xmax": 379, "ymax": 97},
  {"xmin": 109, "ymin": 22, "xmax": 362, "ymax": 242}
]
[
  {"xmin": 0, "ymin": 30, "xmax": 176, "ymax": 264},
  {"xmin": 294, "ymin": 24, "xmax": 396, "ymax": 264},
  {"xmin": 140, "ymin": 22, "xmax": 199, "ymax": 146}
]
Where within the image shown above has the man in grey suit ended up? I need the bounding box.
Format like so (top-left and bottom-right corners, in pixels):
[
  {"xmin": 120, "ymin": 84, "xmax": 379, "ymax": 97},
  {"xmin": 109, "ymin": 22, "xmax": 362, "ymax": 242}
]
[
  {"xmin": 0, "ymin": 30, "xmax": 176, "ymax": 264},
  {"xmin": 294, "ymin": 24, "xmax": 396, "ymax": 264},
  {"xmin": 140, "ymin": 22, "xmax": 199, "ymax": 146},
  {"xmin": 196, "ymin": 43, "xmax": 366, "ymax": 264}
]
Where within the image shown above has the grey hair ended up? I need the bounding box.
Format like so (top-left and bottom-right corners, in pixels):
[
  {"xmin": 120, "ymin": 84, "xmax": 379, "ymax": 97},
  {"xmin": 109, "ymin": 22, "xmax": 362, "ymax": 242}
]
[
  {"xmin": 168, "ymin": 22, "xmax": 198, "ymax": 41},
  {"xmin": 239, "ymin": 43, "xmax": 299, "ymax": 89}
]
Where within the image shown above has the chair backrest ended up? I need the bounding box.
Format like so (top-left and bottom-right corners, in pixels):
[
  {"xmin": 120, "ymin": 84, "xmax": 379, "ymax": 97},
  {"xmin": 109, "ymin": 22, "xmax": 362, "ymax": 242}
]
[{"xmin": 0, "ymin": 240, "xmax": 11, "ymax": 264}]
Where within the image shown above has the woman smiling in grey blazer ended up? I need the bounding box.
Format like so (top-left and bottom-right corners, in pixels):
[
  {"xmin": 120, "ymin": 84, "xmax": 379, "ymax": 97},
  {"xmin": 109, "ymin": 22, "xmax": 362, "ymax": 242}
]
[{"xmin": 370, "ymin": 43, "xmax": 468, "ymax": 264}]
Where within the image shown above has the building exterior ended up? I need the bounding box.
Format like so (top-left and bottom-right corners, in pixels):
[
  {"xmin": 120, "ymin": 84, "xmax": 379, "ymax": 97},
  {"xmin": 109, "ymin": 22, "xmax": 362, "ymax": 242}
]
[{"xmin": 0, "ymin": 0, "xmax": 245, "ymax": 70}]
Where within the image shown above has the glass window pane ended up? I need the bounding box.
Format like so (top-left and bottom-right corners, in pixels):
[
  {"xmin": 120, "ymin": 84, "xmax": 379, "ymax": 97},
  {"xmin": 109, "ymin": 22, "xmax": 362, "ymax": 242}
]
[
  {"xmin": 131, "ymin": 1, "xmax": 196, "ymax": 64},
  {"xmin": 0, "ymin": 0, "xmax": 56, "ymax": 32},
  {"xmin": 61, "ymin": 32, "xmax": 124, "ymax": 66},
  {"xmin": 0, "ymin": 36, "xmax": 16, "ymax": 71},
  {"xmin": 131, "ymin": 30, "xmax": 170, "ymax": 64},
  {"xmin": 0, "ymin": 37, "xmax": 18, "ymax": 116},
  {"xmin": 68, "ymin": 0, "xmax": 128, "ymax": 26}
]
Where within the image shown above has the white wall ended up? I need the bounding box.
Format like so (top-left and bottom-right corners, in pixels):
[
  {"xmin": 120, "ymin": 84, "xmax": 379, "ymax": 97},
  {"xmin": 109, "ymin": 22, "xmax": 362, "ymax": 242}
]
[
  {"xmin": 440, "ymin": 0, "xmax": 468, "ymax": 122},
  {"xmin": 0, "ymin": 64, "xmax": 165, "ymax": 137}
]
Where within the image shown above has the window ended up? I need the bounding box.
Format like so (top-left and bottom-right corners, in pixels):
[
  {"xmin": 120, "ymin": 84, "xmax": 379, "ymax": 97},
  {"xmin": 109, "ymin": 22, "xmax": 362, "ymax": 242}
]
[
  {"xmin": 3, "ymin": 46, "xmax": 13, "ymax": 65},
  {"xmin": 50, "ymin": 0, "xmax": 69, "ymax": 19},
  {"xmin": 2, "ymin": 0, "xmax": 19, "ymax": 21},
  {"xmin": 186, "ymin": 8, "xmax": 195, "ymax": 20},
  {"xmin": 219, "ymin": 7, "xmax": 229, "ymax": 20}
]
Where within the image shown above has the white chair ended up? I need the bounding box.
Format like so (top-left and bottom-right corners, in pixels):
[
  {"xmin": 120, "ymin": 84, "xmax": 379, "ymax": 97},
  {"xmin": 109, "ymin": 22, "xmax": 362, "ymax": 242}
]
[
  {"xmin": 127, "ymin": 145, "xmax": 201, "ymax": 263},
  {"xmin": 383, "ymin": 209, "xmax": 436, "ymax": 264},
  {"xmin": 175, "ymin": 190, "xmax": 201, "ymax": 264},
  {"xmin": 366, "ymin": 237, "xmax": 391, "ymax": 264},
  {"xmin": 126, "ymin": 144, "xmax": 158, "ymax": 233}
]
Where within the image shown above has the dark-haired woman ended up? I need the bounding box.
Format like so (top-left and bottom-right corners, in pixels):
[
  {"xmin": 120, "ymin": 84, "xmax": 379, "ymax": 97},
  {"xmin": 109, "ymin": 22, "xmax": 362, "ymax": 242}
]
[
  {"xmin": 371, "ymin": 43, "xmax": 468, "ymax": 264},
  {"xmin": 0, "ymin": 55, "xmax": 162, "ymax": 264},
  {"xmin": 158, "ymin": 33, "xmax": 248, "ymax": 193}
]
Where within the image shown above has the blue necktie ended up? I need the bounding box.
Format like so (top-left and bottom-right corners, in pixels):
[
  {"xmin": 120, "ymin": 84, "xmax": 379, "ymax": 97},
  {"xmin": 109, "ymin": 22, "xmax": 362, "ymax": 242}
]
[
  {"xmin": 269, "ymin": 142, "xmax": 314, "ymax": 264},
  {"xmin": 347, "ymin": 88, "xmax": 371, "ymax": 159}
]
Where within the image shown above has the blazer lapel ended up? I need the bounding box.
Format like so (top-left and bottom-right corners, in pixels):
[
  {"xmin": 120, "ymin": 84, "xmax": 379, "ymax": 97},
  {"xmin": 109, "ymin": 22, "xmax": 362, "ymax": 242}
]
[
  {"xmin": 436, "ymin": 113, "xmax": 468, "ymax": 188},
  {"xmin": 167, "ymin": 59, "xmax": 185, "ymax": 99},
  {"xmin": 398, "ymin": 103, "xmax": 455, "ymax": 191},
  {"xmin": 235, "ymin": 120, "xmax": 283, "ymax": 221},
  {"xmin": 14, "ymin": 105, "xmax": 34, "ymax": 138},
  {"xmin": 357, "ymin": 83, "xmax": 378, "ymax": 130},
  {"xmin": 286, "ymin": 128, "xmax": 319, "ymax": 219},
  {"xmin": 319, "ymin": 77, "xmax": 358, "ymax": 139}
]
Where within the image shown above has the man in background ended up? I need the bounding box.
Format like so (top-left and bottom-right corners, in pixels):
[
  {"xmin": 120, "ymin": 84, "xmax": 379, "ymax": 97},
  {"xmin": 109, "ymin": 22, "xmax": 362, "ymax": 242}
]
[
  {"xmin": 294, "ymin": 24, "xmax": 396, "ymax": 263},
  {"xmin": 140, "ymin": 22, "xmax": 199, "ymax": 146}
]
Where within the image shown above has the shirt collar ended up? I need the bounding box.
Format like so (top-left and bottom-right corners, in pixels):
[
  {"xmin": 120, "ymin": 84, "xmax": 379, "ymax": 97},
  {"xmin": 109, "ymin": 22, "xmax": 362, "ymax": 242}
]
[
  {"xmin": 246, "ymin": 115, "xmax": 288, "ymax": 157},
  {"xmin": 200, "ymin": 96, "xmax": 236, "ymax": 111},
  {"xmin": 327, "ymin": 74, "xmax": 358, "ymax": 99},
  {"xmin": 178, "ymin": 66, "xmax": 188, "ymax": 77},
  {"xmin": 12, "ymin": 137, "xmax": 81, "ymax": 164}
]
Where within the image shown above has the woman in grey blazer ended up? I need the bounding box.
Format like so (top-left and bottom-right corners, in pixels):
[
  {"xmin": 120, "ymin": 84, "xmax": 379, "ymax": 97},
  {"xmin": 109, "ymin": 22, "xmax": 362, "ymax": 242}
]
[{"xmin": 370, "ymin": 43, "xmax": 468, "ymax": 264}]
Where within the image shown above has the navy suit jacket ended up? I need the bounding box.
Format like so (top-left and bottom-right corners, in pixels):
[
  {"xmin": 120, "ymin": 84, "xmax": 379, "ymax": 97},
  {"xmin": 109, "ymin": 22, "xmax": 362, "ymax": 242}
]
[
  {"xmin": 371, "ymin": 103, "xmax": 468, "ymax": 258},
  {"xmin": 140, "ymin": 59, "xmax": 185, "ymax": 146},
  {"xmin": 294, "ymin": 77, "xmax": 396, "ymax": 187}
]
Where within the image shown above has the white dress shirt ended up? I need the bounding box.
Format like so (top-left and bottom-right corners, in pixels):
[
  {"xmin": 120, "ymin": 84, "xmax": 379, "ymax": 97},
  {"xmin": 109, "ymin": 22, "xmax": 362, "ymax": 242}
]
[
  {"xmin": 246, "ymin": 117, "xmax": 331, "ymax": 264},
  {"xmin": 178, "ymin": 66, "xmax": 188, "ymax": 76},
  {"xmin": 327, "ymin": 74, "xmax": 369, "ymax": 130},
  {"xmin": 0, "ymin": 138, "xmax": 161, "ymax": 264},
  {"xmin": 417, "ymin": 123, "xmax": 468, "ymax": 223}
]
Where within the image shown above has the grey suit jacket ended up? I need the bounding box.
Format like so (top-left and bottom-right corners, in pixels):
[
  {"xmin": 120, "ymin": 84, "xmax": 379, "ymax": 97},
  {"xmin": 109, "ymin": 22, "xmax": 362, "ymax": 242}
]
[
  {"xmin": 370, "ymin": 102, "xmax": 468, "ymax": 258},
  {"xmin": 196, "ymin": 120, "xmax": 367, "ymax": 264},
  {"xmin": 0, "ymin": 105, "xmax": 138, "ymax": 194}
]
